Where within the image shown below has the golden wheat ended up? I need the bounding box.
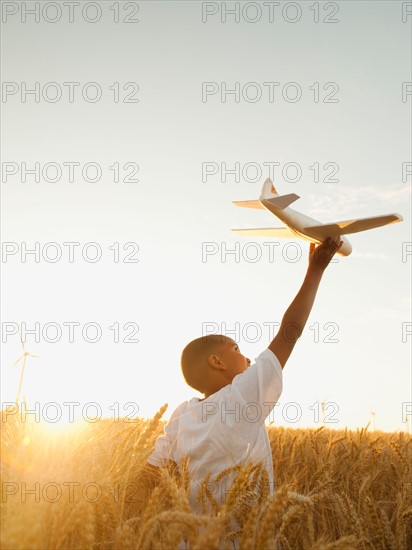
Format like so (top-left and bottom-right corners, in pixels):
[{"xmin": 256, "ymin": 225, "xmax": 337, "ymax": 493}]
[{"xmin": 1, "ymin": 405, "xmax": 411, "ymax": 549}]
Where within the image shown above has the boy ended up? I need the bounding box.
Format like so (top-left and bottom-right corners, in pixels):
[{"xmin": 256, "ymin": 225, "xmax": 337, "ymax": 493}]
[{"xmin": 145, "ymin": 237, "xmax": 342, "ymax": 540}]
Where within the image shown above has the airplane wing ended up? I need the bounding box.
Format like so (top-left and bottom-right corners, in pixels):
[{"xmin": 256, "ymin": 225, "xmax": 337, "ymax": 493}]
[
  {"xmin": 304, "ymin": 214, "xmax": 403, "ymax": 238},
  {"xmin": 232, "ymin": 227, "xmax": 293, "ymax": 238},
  {"xmin": 232, "ymin": 200, "xmax": 265, "ymax": 209}
]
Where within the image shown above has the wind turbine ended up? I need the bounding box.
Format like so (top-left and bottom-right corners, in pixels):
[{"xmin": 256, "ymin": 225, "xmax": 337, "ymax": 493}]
[
  {"xmin": 11, "ymin": 338, "xmax": 39, "ymax": 404},
  {"xmin": 370, "ymin": 411, "xmax": 377, "ymax": 431}
]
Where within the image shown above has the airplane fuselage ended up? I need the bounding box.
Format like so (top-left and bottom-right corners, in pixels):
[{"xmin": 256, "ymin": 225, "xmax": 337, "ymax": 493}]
[{"xmin": 260, "ymin": 199, "xmax": 353, "ymax": 256}]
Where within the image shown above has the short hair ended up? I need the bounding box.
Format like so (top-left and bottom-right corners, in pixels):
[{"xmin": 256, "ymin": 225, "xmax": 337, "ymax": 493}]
[{"xmin": 180, "ymin": 335, "xmax": 232, "ymax": 393}]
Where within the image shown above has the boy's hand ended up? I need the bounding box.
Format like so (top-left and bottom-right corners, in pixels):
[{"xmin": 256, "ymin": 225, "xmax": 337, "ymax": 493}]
[{"xmin": 308, "ymin": 237, "xmax": 342, "ymax": 273}]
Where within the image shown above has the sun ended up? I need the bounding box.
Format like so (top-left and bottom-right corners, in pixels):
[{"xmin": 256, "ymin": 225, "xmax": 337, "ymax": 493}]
[{"xmin": 37, "ymin": 415, "xmax": 87, "ymax": 435}]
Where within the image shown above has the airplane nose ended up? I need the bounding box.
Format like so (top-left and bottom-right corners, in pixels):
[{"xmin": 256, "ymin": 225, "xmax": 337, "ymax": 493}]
[
  {"xmin": 343, "ymin": 240, "xmax": 352, "ymax": 256},
  {"xmin": 337, "ymin": 238, "xmax": 352, "ymax": 256}
]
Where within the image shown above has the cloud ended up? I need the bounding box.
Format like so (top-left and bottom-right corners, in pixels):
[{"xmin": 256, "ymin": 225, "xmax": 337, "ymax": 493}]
[
  {"xmin": 306, "ymin": 184, "xmax": 410, "ymax": 220},
  {"xmin": 359, "ymin": 306, "xmax": 407, "ymax": 322},
  {"xmin": 350, "ymin": 251, "xmax": 389, "ymax": 261}
]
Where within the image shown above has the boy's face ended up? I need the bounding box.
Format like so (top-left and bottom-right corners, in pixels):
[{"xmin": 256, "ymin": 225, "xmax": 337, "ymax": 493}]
[{"xmin": 215, "ymin": 338, "xmax": 251, "ymax": 380}]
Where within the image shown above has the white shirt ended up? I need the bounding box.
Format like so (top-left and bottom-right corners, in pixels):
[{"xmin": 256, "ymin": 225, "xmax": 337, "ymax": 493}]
[{"xmin": 147, "ymin": 348, "xmax": 283, "ymax": 514}]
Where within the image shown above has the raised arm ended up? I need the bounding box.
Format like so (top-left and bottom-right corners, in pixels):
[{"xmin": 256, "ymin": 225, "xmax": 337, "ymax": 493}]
[{"xmin": 269, "ymin": 237, "xmax": 342, "ymax": 368}]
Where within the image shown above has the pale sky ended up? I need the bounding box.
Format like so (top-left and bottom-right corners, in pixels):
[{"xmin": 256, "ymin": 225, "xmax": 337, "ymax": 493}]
[{"xmin": 1, "ymin": 1, "xmax": 411, "ymax": 433}]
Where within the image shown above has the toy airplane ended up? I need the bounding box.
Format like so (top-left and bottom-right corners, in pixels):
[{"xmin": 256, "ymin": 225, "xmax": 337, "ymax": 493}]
[{"xmin": 232, "ymin": 178, "xmax": 403, "ymax": 256}]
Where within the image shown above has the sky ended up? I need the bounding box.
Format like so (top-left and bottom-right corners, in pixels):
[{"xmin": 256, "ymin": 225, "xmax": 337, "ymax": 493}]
[{"xmin": 1, "ymin": 0, "xmax": 411, "ymax": 434}]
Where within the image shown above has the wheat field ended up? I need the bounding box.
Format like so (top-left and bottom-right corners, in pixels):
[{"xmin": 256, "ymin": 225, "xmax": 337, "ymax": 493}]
[{"xmin": 1, "ymin": 404, "xmax": 411, "ymax": 550}]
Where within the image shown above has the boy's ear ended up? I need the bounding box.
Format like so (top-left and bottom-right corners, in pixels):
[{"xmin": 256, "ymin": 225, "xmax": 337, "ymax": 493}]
[{"xmin": 207, "ymin": 353, "xmax": 224, "ymax": 369}]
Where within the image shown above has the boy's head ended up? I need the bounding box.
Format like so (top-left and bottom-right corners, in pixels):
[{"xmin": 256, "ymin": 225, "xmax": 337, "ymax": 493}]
[{"xmin": 180, "ymin": 335, "xmax": 251, "ymax": 397}]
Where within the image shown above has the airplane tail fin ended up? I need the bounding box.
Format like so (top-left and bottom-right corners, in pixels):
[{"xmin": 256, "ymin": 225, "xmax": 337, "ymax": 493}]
[
  {"xmin": 233, "ymin": 177, "xmax": 299, "ymax": 210},
  {"xmin": 233, "ymin": 177, "xmax": 278, "ymax": 210},
  {"xmin": 264, "ymin": 194, "xmax": 300, "ymax": 209},
  {"xmin": 260, "ymin": 177, "xmax": 279, "ymax": 199}
]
